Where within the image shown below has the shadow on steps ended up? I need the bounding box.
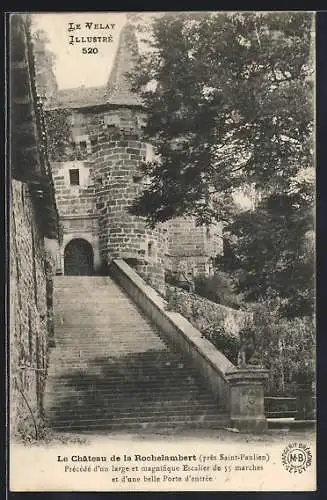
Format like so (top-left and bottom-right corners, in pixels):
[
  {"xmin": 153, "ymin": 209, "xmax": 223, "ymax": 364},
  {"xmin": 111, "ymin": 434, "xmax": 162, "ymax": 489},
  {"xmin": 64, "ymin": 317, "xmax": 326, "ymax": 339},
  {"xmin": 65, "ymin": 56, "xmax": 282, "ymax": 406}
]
[{"xmin": 45, "ymin": 349, "xmax": 226, "ymax": 432}]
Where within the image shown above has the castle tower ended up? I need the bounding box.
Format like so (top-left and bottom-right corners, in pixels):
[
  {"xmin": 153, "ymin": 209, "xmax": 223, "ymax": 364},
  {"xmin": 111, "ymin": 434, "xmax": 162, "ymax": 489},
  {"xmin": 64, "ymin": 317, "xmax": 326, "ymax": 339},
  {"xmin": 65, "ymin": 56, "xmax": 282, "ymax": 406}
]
[
  {"xmin": 93, "ymin": 23, "xmax": 166, "ymax": 293},
  {"xmin": 43, "ymin": 22, "xmax": 222, "ymax": 290}
]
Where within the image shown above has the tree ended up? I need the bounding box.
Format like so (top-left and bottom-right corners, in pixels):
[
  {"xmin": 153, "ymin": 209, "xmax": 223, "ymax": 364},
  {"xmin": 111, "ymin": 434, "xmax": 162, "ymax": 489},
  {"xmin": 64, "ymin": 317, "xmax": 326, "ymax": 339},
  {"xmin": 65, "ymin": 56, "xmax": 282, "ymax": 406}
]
[
  {"xmin": 129, "ymin": 12, "xmax": 313, "ymax": 223},
  {"xmin": 128, "ymin": 12, "xmax": 315, "ymax": 315},
  {"xmin": 218, "ymin": 174, "xmax": 315, "ymax": 317}
]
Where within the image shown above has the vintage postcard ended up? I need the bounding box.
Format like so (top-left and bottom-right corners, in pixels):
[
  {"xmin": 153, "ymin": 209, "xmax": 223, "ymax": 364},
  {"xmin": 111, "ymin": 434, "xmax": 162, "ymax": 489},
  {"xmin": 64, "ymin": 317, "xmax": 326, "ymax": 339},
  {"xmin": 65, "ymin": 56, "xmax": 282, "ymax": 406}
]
[{"xmin": 8, "ymin": 11, "xmax": 316, "ymax": 492}]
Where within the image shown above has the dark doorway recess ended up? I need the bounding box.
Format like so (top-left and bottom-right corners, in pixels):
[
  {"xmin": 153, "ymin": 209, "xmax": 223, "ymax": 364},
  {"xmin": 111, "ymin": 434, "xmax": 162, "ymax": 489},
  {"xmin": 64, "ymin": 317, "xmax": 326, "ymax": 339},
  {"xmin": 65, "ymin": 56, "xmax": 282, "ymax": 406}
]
[{"xmin": 64, "ymin": 239, "xmax": 94, "ymax": 276}]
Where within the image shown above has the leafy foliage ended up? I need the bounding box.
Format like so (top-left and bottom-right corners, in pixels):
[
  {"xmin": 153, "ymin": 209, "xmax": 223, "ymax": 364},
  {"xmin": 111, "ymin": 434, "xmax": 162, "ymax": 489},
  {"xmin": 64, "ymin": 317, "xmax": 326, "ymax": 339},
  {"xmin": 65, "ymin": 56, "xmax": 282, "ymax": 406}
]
[
  {"xmin": 217, "ymin": 184, "xmax": 315, "ymax": 317},
  {"xmin": 202, "ymin": 326, "xmax": 240, "ymax": 365},
  {"xmin": 193, "ymin": 272, "xmax": 242, "ymax": 309},
  {"xmin": 166, "ymin": 286, "xmax": 240, "ymax": 363},
  {"xmin": 45, "ymin": 109, "xmax": 74, "ymax": 161},
  {"xmin": 129, "ymin": 12, "xmax": 314, "ymax": 226},
  {"xmin": 128, "ymin": 12, "xmax": 315, "ymax": 316},
  {"xmin": 247, "ymin": 302, "xmax": 315, "ymax": 395}
]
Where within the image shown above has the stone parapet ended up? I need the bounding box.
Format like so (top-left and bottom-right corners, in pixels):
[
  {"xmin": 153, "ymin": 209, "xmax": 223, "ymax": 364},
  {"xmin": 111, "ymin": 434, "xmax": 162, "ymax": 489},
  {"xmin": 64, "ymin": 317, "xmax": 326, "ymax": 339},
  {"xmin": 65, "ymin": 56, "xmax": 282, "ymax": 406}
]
[
  {"xmin": 111, "ymin": 260, "xmax": 270, "ymax": 432},
  {"xmin": 110, "ymin": 259, "xmax": 235, "ymax": 409},
  {"xmin": 226, "ymin": 367, "xmax": 269, "ymax": 432}
]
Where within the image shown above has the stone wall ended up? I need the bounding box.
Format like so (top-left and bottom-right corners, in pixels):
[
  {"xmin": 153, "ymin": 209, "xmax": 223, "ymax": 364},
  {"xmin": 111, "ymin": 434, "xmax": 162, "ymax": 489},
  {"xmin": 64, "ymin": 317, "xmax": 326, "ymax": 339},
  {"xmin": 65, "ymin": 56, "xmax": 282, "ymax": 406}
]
[
  {"xmin": 51, "ymin": 160, "xmax": 96, "ymax": 217},
  {"xmin": 51, "ymin": 160, "xmax": 100, "ymax": 273},
  {"xmin": 10, "ymin": 179, "xmax": 53, "ymax": 438},
  {"xmin": 166, "ymin": 285, "xmax": 249, "ymax": 338},
  {"xmin": 165, "ymin": 217, "xmax": 224, "ymax": 277}
]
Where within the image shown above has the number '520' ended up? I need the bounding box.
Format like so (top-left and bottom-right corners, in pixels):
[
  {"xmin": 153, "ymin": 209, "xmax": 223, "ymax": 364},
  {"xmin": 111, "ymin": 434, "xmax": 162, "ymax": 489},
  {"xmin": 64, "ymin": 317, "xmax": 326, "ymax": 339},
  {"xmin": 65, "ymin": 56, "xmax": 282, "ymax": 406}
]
[{"xmin": 82, "ymin": 47, "xmax": 99, "ymax": 54}]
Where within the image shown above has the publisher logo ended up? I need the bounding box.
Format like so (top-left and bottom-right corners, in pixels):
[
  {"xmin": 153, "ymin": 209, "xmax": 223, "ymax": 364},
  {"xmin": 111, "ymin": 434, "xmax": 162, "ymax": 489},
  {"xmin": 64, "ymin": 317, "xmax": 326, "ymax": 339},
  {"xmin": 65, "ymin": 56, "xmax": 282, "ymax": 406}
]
[{"xmin": 282, "ymin": 443, "xmax": 312, "ymax": 474}]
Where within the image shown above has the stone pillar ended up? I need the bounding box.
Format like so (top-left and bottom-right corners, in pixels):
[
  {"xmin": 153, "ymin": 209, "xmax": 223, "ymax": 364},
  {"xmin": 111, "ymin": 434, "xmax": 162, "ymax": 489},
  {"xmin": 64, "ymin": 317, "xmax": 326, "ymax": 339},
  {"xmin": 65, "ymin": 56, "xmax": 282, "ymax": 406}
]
[
  {"xmin": 295, "ymin": 385, "xmax": 316, "ymax": 420},
  {"xmin": 226, "ymin": 367, "xmax": 269, "ymax": 432}
]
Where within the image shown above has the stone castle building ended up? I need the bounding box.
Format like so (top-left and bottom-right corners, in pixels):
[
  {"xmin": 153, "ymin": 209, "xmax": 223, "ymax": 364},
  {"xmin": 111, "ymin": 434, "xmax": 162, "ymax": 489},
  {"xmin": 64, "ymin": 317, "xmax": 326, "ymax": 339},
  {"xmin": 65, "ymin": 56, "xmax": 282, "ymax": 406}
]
[
  {"xmin": 37, "ymin": 23, "xmax": 223, "ymax": 293},
  {"xmin": 10, "ymin": 16, "xmax": 271, "ymax": 442}
]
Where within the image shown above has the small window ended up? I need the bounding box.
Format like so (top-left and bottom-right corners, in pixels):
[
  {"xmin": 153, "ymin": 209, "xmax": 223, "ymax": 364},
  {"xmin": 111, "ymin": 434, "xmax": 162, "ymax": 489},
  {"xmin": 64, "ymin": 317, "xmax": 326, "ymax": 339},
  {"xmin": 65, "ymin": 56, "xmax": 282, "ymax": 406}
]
[
  {"xmin": 69, "ymin": 169, "xmax": 80, "ymax": 186},
  {"xmin": 107, "ymin": 124, "xmax": 117, "ymax": 134},
  {"xmin": 79, "ymin": 141, "xmax": 87, "ymax": 152}
]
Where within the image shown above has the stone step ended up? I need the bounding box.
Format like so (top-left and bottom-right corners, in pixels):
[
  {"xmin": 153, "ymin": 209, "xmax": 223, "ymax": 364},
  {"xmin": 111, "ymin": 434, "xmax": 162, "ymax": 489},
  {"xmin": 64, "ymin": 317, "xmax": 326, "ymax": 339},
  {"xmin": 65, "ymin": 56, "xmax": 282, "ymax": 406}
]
[
  {"xmin": 45, "ymin": 386, "xmax": 213, "ymax": 398},
  {"xmin": 54, "ymin": 296, "xmax": 130, "ymax": 301},
  {"xmin": 46, "ymin": 276, "xmax": 226, "ymax": 433},
  {"xmin": 46, "ymin": 365, "xmax": 202, "ymax": 375},
  {"xmin": 55, "ymin": 302, "xmax": 144, "ymax": 306},
  {"xmin": 49, "ymin": 364, "xmax": 205, "ymax": 376},
  {"xmin": 54, "ymin": 316, "xmax": 161, "ymax": 323},
  {"xmin": 46, "ymin": 406, "xmax": 222, "ymax": 419},
  {"xmin": 49, "ymin": 341, "xmax": 166, "ymax": 348},
  {"xmin": 45, "ymin": 392, "xmax": 213, "ymax": 405},
  {"xmin": 45, "ymin": 368, "xmax": 208, "ymax": 379},
  {"xmin": 45, "ymin": 389, "xmax": 215, "ymax": 402},
  {"xmin": 49, "ymin": 346, "xmax": 178, "ymax": 354},
  {"xmin": 45, "ymin": 402, "xmax": 224, "ymax": 415},
  {"xmin": 54, "ymin": 317, "xmax": 156, "ymax": 324},
  {"xmin": 48, "ymin": 347, "xmax": 178, "ymax": 355},
  {"xmin": 45, "ymin": 403, "xmax": 221, "ymax": 415},
  {"xmin": 46, "ymin": 377, "xmax": 211, "ymax": 387},
  {"xmin": 51, "ymin": 330, "xmax": 164, "ymax": 335},
  {"xmin": 52, "ymin": 331, "xmax": 164, "ymax": 338},
  {"xmin": 48, "ymin": 348, "xmax": 186, "ymax": 356},
  {"xmin": 52, "ymin": 336, "xmax": 161, "ymax": 341},
  {"xmin": 45, "ymin": 383, "xmax": 210, "ymax": 393},
  {"xmin": 47, "ymin": 413, "xmax": 229, "ymax": 426},
  {"xmin": 49, "ymin": 415, "xmax": 229, "ymax": 431},
  {"xmin": 53, "ymin": 277, "xmax": 114, "ymax": 283},
  {"xmin": 46, "ymin": 368, "xmax": 203, "ymax": 378}
]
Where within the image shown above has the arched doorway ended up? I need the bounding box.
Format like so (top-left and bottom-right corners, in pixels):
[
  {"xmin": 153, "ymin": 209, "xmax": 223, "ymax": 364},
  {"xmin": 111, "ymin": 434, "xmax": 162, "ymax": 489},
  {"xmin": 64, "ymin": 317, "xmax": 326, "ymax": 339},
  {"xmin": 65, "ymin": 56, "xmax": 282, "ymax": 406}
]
[{"xmin": 64, "ymin": 239, "xmax": 94, "ymax": 276}]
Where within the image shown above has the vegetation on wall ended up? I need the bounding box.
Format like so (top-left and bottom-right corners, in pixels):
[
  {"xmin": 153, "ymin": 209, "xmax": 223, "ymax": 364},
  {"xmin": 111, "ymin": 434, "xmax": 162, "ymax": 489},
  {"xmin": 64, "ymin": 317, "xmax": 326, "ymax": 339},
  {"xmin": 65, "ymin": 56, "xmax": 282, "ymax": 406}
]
[
  {"xmin": 166, "ymin": 286, "xmax": 242, "ymax": 364},
  {"xmin": 45, "ymin": 109, "xmax": 75, "ymax": 161}
]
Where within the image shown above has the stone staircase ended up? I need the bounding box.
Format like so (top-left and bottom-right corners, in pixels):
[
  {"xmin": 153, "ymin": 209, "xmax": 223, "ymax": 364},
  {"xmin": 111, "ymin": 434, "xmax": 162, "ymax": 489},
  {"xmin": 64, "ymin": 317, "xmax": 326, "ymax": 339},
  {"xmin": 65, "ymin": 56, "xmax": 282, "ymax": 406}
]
[{"xmin": 44, "ymin": 276, "xmax": 229, "ymax": 433}]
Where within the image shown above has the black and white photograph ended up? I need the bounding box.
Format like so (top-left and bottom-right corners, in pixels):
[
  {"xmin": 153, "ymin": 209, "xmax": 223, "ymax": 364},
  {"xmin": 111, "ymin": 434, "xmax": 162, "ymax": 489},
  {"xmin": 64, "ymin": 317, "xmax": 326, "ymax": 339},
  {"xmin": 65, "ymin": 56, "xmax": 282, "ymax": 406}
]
[{"xmin": 8, "ymin": 11, "xmax": 316, "ymax": 491}]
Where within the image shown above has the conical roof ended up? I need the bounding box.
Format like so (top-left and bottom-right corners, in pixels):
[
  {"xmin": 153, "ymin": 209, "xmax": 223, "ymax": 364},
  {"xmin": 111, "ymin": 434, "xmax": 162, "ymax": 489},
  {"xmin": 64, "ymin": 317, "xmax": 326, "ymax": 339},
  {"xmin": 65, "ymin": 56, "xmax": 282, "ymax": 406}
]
[{"xmin": 106, "ymin": 23, "xmax": 141, "ymax": 106}]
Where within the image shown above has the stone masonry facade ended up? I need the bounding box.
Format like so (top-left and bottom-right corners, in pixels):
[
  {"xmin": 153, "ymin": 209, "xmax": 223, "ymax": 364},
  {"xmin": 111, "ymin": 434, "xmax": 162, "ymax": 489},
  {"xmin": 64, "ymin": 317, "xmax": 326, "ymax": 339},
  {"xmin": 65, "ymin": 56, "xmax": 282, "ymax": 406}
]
[
  {"xmin": 93, "ymin": 130, "xmax": 166, "ymax": 292},
  {"xmin": 165, "ymin": 217, "xmax": 223, "ymax": 278},
  {"xmin": 10, "ymin": 180, "xmax": 54, "ymax": 438}
]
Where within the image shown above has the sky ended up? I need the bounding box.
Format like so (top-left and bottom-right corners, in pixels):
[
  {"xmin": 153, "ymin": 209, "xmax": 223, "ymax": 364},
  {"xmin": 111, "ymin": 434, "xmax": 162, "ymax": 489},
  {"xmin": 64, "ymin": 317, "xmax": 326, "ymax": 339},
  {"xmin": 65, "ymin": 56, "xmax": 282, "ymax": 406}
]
[{"xmin": 31, "ymin": 13, "xmax": 128, "ymax": 89}]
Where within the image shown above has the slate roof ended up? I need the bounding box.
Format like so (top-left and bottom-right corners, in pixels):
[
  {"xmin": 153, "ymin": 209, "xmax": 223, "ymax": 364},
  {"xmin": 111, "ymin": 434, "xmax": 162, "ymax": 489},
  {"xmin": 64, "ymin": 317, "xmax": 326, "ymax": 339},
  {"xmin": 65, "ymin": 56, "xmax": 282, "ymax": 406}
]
[
  {"xmin": 51, "ymin": 85, "xmax": 108, "ymax": 109},
  {"xmin": 106, "ymin": 24, "xmax": 142, "ymax": 106}
]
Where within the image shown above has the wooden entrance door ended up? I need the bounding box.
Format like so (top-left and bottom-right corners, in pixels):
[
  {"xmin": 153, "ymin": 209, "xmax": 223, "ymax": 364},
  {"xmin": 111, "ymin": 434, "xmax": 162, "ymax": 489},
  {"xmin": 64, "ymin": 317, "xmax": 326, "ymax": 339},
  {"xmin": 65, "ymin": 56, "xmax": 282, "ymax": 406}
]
[{"xmin": 64, "ymin": 239, "xmax": 94, "ymax": 276}]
